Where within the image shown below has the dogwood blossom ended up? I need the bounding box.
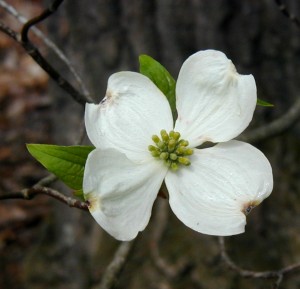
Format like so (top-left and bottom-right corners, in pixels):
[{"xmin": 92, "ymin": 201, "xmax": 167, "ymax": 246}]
[{"xmin": 83, "ymin": 50, "xmax": 273, "ymax": 241}]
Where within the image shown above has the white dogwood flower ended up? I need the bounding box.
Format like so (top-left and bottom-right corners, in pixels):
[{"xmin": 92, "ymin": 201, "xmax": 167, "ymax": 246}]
[{"xmin": 83, "ymin": 50, "xmax": 273, "ymax": 241}]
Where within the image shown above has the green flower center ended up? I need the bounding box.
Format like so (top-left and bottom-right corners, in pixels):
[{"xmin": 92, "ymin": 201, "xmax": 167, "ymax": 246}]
[{"xmin": 148, "ymin": 130, "xmax": 194, "ymax": 171}]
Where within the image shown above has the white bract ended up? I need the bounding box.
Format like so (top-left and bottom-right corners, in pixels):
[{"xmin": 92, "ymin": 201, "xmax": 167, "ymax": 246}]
[{"xmin": 83, "ymin": 49, "xmax": 273, "ymax": 241}]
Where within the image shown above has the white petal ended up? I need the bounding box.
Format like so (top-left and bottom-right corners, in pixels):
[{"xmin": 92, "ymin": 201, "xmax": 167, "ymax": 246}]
[
  {"xmin": 175, "ymin": 50, "xmax": 256, "ymax": 147},
  {"xmin": 83, "ymin": 148, "xmax": 167, "ymax": 241},
  {"xmin": 165, "ymin": 140, "xmax": 273, "ymax": 236},
  {"xmin": 85, "ymin": 72, "xmax": 173, "ymax": 163}
]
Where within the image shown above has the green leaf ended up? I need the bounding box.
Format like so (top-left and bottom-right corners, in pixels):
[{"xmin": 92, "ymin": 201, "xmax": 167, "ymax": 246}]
[
  {"xmin": 73, "ymin": 189, "xmax": 85, "ymax": 201},
  {"xmin": 139, "ymin": 54, "xmax": 177, "ymax": 118},
  {"xmin": 257, "ymin": 98, "xmax": 274, "ymax": 107},
  {"xmin": 26, "ymin": 144, "xmax": 94, "ymax": 192}
]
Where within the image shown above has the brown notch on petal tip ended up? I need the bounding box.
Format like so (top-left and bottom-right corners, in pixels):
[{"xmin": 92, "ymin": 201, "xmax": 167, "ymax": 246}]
[
  {"xmin": 100, "ymin": 89, "xmax": 115, "ymax": 105},
  {"xmin": 85, "ymin": 192, "xmax": 100, "ymax": 212},
  {"xmin": 242, "ymin": 200, "xmax": 261, "ymax": 216},
  {"xmin": 243, "ymin": 205, "xmax": 255, "ymax": 215}
]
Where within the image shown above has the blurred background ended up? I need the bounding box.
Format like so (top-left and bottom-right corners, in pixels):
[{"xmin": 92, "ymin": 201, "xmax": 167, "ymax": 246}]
[{"xmin": 0, "ymin": 0, "xmax": 300, "ymax": 288}]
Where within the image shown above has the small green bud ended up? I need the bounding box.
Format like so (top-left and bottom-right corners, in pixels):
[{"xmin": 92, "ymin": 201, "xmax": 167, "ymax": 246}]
[
  {"xmin": 152, "ymin": 135, "xmax": 160, "ymax": 143},
  {"xmin": 180, "ymin": 140, "xmax": 189, "ymax": 147},
  {"xmin": 185, "ymin": 148, "xmax": 194, "ymax": 155},
  {"xmin": 160, "ymin": 152, "xmax": 169, "ymax": 160},
  {"xmin": 148, "ymin": 145, "xmax": 157, "ymax": 151},
  {"xmin": 168, "ymin": 139, "xmax": 176, "ymax": 151},
  {"xmin": 178, "ymin": 157, "xmax": 191, "ymax": 166},
  {"xmin": 170, "ymin": 162, "xmax": 179, "ymax": 171},
  {"xmin": 160, "ymin": 130, "xmax": 169, "ymax": 142},
  {"xmin": 170, "ymin": 153, "xmax": 178, "ymax": 160},
  {"xmin": 151, "ymin": 151, "xmax": 160, "ymax": 157},
  {"xmin": 173, "ymin": 131, "xmax": 181, "ymax": 141},
  {"xmin": 157, "ymin": 141, "xmax": 166, "ymax": 150},
  {"xmin": 176, "ymin": 146, "xmax": 186, "ymax": 155},
  {"xmin": 169, "ymin": 131, "xmax": 175, "ymax": 138}
]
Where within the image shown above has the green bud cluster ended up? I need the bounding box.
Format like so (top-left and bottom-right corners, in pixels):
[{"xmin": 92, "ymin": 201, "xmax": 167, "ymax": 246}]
[{"xmin": 148, "ymin": 130, "xmax": 193, "ymax": 171}]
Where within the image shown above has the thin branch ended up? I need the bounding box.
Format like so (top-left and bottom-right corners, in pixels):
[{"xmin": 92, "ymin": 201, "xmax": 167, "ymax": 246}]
[
  {"xmin": 93, "ymin": 240, "xmax": 136, "ymax": 289},
  {"xmin": 240, "ymin": 2, "xmax": 300, "ymax": 144},
  {"xmin": 0, "ymin": 0, "xmax": 91, "ymax": 99},
  {"xmin": 35, "ymin": 174, "xmax": 57, "ymax": 187},
  {"xmin": 0, "ymin": 186, "xmax": 89, "ymax": 211},
  {"xmin": 240, "ymin": 97, "xmax": 300, "ymax": 143},
  {"xmin": 274, "ymin": 0, "xmax": 300, "ymax": 28},
  {"xmin": 0, "ymin": 20, "xmax": 90, "ymax": 106},
  {"xmin": 243, "ymin": 0, "xmax": 300, "ymax": 144},
  {"xmin": 219, "ymin": 236, "xmax": 300, "ymax": 288},
  {"xmin": 149, "ymin": 199, "xmax": 193, "ymax": 279},
  {"xmin": 0, "ymin": 20, "xmax": 16, "ymax": 39},
  {"xmin": 273, "ymin": 275, "xmax": 283, "ymax": 289},
  {"xmin": 150, "ymin": 200, "xmax": 177, "ymax": 278},
  {"xmin": 21, "ymin": 0, "xmax": 64, "ymax": 42}
]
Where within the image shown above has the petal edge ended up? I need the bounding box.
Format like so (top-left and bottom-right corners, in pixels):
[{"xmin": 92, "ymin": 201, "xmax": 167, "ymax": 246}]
[
  {"xmin": 175, "ymin": 50, "xmax": 257, "ymax": 147},
  {"xmin": 85, "ymin": 72, "xmax": 173, "ymax": 163},
  {"xmin": 83, "ymin": 148, "xmax": 167, "ymax": 241},
  {"xmin": 165, "ymin": 140, "xmax": 273, "ymax": 236}
]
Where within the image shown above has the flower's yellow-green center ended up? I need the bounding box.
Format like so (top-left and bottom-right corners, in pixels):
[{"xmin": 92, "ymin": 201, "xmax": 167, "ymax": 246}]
[{"xmin": 148, "ymin": 130, "xmax": 194, "ymax": 171}]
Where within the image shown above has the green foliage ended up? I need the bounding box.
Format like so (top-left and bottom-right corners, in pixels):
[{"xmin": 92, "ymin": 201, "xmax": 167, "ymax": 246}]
[
  {"xmin": 139, "ymin": 54, "xmax": 177, "ymax": 118},
  {"xmin": 26, "ymin": 144, "xmax": 94, "ymax": 194},
  {"xmin": 257, "ymin": 98, "xmax": 274, "ymax": 107}
]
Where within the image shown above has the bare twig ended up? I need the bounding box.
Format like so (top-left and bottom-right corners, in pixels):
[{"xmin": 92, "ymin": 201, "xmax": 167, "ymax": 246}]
[
  {"xmin": 21, "ymin": 0, "xmax": 64, "ymax": 42},
  {"xmin": 150, "ymin": 200, "xmax": 176, "ymax": 278},
  {"xmin": 219, "ymin": 237, "xmax": 300, "ymax": 288},
  {"xmin": 273, "ymin": 274, "xmax": 284, "ymax": 289},
  {"xmin": 35, "ymin": 174, "xmax": 57, "ymax": 187},
  {"xmin": 0, "ymin": 12, "xmax": 90, "ymax": 105},
  {"xmin": 274, "ymin": 0, "xmax": 300, "ymax": 28},
  {"xmin": 240, "ymin": 97, "xmax": 300, "ymax": 143},
  {"xmin": 0, "ymin": 0, "xmax": 91, "ymax": 99},
  {"xmin": 0, "ymin": 186, "xmax": 89, "ymax": 211},
  {"xmin": 244, "ymin": 0, "xmax": 300, "ymax": 145},
  {"xmin": 93, "ymin": 240, "xmax": 136, "ymax": 289},
  {"xmin": 150, "ymin": 199, "xmax": 193, "ymax": 280},
  {"xmin": 0, "ymin": 20, "xmax": 16, "ymax": 39}
]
